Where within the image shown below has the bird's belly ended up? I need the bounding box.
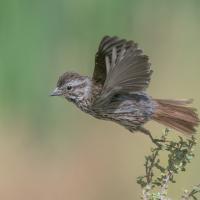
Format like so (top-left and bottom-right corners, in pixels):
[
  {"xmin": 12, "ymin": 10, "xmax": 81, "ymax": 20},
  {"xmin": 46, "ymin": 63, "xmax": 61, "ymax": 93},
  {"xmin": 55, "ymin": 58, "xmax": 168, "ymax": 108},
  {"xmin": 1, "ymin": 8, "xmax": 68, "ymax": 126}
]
[
  {"xmin": 94, "ymin": 99, "xmax": 156, "ymax": 130},
  {"xmin": 98, "ymin": 113, "xmax": 148, "ymax": 126}
]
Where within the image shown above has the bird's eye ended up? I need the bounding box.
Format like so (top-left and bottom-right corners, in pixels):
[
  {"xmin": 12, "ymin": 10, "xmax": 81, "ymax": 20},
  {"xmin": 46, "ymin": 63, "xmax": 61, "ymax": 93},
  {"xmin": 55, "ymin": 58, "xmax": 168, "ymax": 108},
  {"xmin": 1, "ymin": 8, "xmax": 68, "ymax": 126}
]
[{"xmin": 67, "ymin": 85, "xmax": 72, "ymax": 90}]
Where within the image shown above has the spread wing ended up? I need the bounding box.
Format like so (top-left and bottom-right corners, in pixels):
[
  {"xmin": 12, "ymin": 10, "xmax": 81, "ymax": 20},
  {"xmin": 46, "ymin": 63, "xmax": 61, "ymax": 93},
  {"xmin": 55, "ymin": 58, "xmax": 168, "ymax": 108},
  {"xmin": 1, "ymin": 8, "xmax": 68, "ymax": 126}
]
[
  {"xmin": 92, "ymin": 36, "xmax": 153, "ymax": 110},
  {"xmin": 92, "ymin": 36, "xmax": 133, "ymax": 85}
]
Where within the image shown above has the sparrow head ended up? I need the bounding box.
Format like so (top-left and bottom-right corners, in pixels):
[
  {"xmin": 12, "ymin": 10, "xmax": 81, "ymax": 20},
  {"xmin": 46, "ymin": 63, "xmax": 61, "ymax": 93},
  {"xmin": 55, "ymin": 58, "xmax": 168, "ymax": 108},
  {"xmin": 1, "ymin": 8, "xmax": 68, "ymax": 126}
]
[{"xmin": 50, "ymin": 72, "xmax": 92, "ymax": 103}]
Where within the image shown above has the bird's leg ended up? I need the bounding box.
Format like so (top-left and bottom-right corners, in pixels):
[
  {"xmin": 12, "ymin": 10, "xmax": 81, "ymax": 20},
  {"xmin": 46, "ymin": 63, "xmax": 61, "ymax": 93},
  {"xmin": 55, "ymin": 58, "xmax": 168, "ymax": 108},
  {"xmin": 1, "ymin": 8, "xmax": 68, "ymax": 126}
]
[{"xmin": 138, "ymin": 127, "xmax": 165, "ymax": 147}]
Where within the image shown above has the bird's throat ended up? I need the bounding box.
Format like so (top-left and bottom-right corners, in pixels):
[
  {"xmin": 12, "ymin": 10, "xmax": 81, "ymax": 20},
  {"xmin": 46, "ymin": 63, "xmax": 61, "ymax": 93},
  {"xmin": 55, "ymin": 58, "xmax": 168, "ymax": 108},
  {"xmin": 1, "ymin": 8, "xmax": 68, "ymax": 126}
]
[{"xmin": 70, "ymin": 79, "xmax": 102, "ymax": 114}]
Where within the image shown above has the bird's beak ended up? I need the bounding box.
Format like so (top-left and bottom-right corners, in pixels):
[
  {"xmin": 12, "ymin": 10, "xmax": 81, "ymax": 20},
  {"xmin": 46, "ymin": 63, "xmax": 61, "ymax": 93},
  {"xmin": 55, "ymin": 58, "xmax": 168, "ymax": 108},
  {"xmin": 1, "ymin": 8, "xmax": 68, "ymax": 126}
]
[{"xmin": 50, "ymin": 87, "xmax": 62, "ymax": 96}]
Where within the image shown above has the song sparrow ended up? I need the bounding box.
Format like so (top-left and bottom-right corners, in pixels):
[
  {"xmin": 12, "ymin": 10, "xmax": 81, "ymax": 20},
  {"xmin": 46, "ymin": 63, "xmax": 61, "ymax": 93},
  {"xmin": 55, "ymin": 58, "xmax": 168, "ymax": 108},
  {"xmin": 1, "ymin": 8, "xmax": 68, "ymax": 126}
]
[{"xmin": 50, "ymin": 36, "xmax": 199, "ymax": 144}]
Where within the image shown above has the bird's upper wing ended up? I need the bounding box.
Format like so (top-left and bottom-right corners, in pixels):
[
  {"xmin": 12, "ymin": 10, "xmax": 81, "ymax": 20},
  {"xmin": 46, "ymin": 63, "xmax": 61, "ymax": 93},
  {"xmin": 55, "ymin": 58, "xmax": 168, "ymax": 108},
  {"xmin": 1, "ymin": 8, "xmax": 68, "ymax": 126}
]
[
  {"xmin": 92, "ymin": 36, "xmax": 152, "ymax": 110},
  {"xmin": 92, "ymin": 36, "xmax": 133, "ymax": 85}
]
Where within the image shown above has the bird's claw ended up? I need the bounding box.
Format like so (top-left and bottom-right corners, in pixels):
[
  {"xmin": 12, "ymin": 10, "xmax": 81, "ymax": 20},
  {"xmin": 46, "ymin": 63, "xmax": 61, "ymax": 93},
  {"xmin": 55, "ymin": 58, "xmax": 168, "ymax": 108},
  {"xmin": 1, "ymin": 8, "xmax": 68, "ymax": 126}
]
[{"xmin": 152, "ymin": 138, "xmax": 165, "ymax": 147}]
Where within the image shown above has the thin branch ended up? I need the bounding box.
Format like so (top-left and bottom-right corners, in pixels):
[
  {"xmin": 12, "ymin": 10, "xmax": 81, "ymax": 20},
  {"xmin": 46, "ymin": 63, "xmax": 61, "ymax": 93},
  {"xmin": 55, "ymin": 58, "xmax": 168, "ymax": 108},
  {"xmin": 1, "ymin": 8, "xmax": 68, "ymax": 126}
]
[
  {"xmin": 160, "ymin": 171, "xmax": 173, "ymax": 200},
  {"xmin": 142, "ymin": 187, "xmax": 149, "ymax": 200},
  {"xmin": 137, "ymin": 129, "xmax": 198, "ymax": 200},
  {"xmin": 181, "ymin": 184, "xmax": 200, "ymax": 200},
  {"xmin": 145, "ymin": 150, "xmax": 159, "ymax": 184}
]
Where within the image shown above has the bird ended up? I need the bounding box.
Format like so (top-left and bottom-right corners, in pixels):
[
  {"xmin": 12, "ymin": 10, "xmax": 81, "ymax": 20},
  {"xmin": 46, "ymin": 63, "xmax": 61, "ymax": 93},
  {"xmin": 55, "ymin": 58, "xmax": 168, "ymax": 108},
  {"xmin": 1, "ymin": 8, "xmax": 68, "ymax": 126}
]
[{"xmin": 50, "ymin": 36, "xmax": 199, "ymax": 145}]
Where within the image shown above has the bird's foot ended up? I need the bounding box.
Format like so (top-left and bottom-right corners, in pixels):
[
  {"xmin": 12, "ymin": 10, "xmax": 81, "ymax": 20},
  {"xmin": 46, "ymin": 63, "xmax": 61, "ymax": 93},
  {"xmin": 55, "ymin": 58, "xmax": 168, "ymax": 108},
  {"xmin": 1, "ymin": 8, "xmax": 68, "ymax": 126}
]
[
  {"xmin": 138, "ymin": 127, "xmax": 166, "ymax": 147},
  {"xmin": 151, "ymin": 138, "xmax": 166, "ymax": 148}
]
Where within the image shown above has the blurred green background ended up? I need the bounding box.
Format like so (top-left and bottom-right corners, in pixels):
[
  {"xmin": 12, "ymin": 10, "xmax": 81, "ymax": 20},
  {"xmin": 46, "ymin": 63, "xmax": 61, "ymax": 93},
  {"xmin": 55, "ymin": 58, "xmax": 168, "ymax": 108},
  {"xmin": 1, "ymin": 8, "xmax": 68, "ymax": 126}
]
[{"xmin": 0, "ymin": 0, "xmax": 200, "ymax": 199}]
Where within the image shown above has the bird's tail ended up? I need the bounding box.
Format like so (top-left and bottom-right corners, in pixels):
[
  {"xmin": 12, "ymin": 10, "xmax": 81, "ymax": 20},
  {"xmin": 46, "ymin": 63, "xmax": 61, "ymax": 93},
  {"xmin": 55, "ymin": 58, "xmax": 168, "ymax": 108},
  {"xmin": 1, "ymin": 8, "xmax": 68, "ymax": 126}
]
[{"xmin": 152, "ymin": 99, "xmax": 199, "ymax": 134}]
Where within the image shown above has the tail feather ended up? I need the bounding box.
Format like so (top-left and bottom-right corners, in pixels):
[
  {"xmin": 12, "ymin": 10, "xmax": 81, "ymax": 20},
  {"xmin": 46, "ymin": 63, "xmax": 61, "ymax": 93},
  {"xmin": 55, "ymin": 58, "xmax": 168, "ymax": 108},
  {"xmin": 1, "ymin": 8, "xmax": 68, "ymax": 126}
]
[{"xmin": 152, "ymin": 99, "xmax": 199, "ymax": 134}]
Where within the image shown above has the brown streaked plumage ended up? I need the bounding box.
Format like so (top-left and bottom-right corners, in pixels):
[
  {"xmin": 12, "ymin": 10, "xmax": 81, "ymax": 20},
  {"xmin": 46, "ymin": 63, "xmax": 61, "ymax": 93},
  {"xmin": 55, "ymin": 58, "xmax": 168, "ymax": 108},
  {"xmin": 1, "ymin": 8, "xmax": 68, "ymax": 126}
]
[{"xmin": 50, "ymin": 36, "xmax": 199, "ymax": 145}]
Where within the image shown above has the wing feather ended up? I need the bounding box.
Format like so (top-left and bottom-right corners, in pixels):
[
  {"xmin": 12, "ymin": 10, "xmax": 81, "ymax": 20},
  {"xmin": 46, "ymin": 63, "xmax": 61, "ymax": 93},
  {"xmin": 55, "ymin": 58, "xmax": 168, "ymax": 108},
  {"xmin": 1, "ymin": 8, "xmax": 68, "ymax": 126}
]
[
  {"xmin": 92, "ymin": 36, "xmax": 152, "ymax": 110},
  {"xmin": 93, "ymin": 36, "xmax": 133, "ymax": 84}
]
